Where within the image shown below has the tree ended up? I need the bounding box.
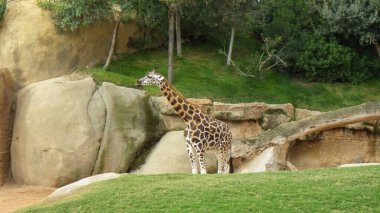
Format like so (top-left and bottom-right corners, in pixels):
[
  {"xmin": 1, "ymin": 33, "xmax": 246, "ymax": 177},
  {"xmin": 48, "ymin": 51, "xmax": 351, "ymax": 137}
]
[
  {"xmin": 167, "ymin": 3, "xmax": 175, "ymax": 83},
  {"xmin": 0, "ymin": 0, "xmax": 5, "ymax": 22},
  {"xmin": 175, "ymin": 6, "xmax": 182, "ymax": 58},
  {"xmin": 211, "ymin": 0, "xmax": 257, "ymax": 66},
  {"xmin": 104, "ymin": 4, "xmax": 123, "ymax": 70},
  {"xmin": 316, "ymin": 0, "xmax": 380, "ymax": 60}
]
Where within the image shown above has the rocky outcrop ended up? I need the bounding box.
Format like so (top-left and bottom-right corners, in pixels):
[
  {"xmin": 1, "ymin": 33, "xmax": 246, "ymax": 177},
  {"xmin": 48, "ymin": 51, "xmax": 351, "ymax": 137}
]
[
  {"xmin": 287, "ymin": 128, "xmax": 380, "ymax": 170},
  {"xmin": 132, "ymin": 131, "xmax": 217, "ymax": 174},
  {"xmin": 8, "ymin": 75, "xmax": 380, "ymax": 186},
  {"xmin": 92, "ymin": 83, "xmax": 159, "ymax": 174},
  {"xmin": 0, "ymin": 0, "xmax": 139, "ymax": 86},
  {"xmin": 11, "ymin": 76, "xmax": 103, "ymax": 187},
  {"xmin": 11, "ymin": 77, "xmax": 159, "ymax": 187},
  {"xmin": 0, "ymin": 69, "xmax": 15, "ymax": 185}
]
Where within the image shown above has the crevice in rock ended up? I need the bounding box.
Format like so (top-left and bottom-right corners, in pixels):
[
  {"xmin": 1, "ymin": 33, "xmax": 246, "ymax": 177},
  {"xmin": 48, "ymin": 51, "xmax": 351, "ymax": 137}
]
[{"xmin": 88, "ymin": 84, "xmax": 107, "ymax": 176}]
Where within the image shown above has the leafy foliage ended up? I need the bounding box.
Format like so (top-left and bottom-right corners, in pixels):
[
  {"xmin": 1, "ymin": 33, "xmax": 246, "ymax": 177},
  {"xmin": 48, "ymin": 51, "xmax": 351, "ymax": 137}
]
[
  {"xmin": 125, "ymin": 0, "xmax": 167, "ymax": 49},
  {"xmin": 296, "ymin": 35, "xmax": 372, "ymax": 83},
  {"xmin": 317, "ymin": 0, "xmax": 380, "ymax": 46},
  {"xmin": 0, "ymin": 0, "xmax": 6, "ymax": 22},
  {"xmin": 37, "ymin": 0, "xmax": 113, "ymax": 32}
]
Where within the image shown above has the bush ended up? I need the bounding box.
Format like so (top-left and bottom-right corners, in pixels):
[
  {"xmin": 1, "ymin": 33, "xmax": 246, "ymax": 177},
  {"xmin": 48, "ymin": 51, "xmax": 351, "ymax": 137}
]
[
  {"xmin": 0, "ymin": 0, "xmax": 6, "ymax": 22},
  {"xmin": 37, "ymin": 0, "xmax": 112, "ymax": 32},
  {"xmin": 296, "ymin": 35, "xmax": 373, "ymax": 83}
]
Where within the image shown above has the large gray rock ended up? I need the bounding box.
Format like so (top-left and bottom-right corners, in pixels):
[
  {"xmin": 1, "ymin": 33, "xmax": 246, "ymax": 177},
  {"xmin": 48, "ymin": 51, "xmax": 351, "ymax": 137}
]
[
  {"xmin": 133, "ymin": 131, "xmax": 218, "ymax": 174},
  {"xmin": 11, "ymin": 76, "xmax": 104, "ymax": 187},
  {"xmin": 234, "ymin": 147, "xmax": 279, "ymax": 173},
  {"xmin": 93, "ymin": 83, "xmax": 159, "ymax": 174}
]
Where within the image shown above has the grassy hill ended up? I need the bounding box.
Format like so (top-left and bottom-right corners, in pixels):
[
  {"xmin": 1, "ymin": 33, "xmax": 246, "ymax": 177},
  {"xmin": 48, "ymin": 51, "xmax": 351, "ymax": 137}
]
[
  {"xmin": 20, "ymin": 166, "xmax": 380, "ymax": 212},
  {"xmin": 86, "ymin": 42, "xmax": 380, "ymax": 111}
]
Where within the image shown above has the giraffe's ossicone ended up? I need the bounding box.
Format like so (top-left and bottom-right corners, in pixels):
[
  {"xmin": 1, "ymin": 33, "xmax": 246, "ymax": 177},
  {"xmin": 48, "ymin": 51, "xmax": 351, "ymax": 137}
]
[{"xmin": 136, "ymin": 68, "xmax": 233, "ymax": 174}]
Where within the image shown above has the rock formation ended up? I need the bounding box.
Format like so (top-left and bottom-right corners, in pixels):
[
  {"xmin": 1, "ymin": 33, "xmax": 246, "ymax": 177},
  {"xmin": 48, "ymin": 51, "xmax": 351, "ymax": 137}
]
[
  {"xmin": 11, "ymin": 76, "xmax": 159, "ymax": 187},
  {"xmin": 0, "ymin": 0, "xmax": 139, "ymax": 86},
  {"xmin": 6, "ymin": 75, "xmax": 380, "ymax": 187}
]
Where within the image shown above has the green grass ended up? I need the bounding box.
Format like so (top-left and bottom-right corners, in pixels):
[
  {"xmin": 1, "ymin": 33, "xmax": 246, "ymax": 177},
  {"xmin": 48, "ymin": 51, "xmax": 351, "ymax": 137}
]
[
  {"xmin": 20, "ymin": 166, "xmax": 380, "ymax": 213},
  {"xmin": 87, "ymin": 42, "xmax": 380, "ymax": 111}
]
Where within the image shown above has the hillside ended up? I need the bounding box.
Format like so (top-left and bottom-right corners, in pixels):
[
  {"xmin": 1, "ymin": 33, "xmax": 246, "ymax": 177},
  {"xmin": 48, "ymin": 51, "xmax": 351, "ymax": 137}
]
[
  {"xmin": 88, "ymin": 42, "xmax": 380, "ymax": 111},
  {"xmin": 20, "ymin": 166, "xmax": 380, "ymax": 212}
]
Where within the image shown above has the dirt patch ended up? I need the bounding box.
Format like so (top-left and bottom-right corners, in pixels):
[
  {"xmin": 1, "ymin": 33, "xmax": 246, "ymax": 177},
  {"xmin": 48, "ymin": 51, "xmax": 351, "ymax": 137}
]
[{"xmin": 0, "ymin": 183, "xmax": 55, "ymax": 213}]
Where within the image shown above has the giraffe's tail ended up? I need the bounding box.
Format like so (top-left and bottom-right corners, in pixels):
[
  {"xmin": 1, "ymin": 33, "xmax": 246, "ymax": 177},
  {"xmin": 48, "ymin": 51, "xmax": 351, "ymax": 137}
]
[
  {"xmin": 229, "ymin": 144, "xmax": 234, "ymax": 174},
  {"xmin": 229, "ymin": 157, "xmax": 234, "ymax": 173}
]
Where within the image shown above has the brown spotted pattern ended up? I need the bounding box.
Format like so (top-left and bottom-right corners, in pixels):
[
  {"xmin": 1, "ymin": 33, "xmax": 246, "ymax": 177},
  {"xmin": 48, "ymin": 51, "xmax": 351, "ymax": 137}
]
[{"xmin": 137, "ymin": 69, "xmax": 232, "ymax": 174}]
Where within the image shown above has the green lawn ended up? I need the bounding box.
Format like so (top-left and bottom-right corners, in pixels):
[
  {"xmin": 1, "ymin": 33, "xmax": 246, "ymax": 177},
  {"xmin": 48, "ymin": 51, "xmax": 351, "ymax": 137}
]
[
  {"xmin": 20, "ymin": 166, "xmax": 380, "ymax": 213},
  {"xmin": 87, "ymin": 42, "xmax": 380, "ymax": 111}
]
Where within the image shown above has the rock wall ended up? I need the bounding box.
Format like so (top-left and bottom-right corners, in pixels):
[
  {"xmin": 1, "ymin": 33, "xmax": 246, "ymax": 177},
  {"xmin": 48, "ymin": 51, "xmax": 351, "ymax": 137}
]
[
  {"xmin": 7, "ymin": 75, "xmax": 380, "ymax": 187},
  {"xmin": 288, "ymin": 128, "xmax": 380, "ymax": 170},
  {"xmin": 0, "ymin": 0, "xmax": 139, "ymax": 86},
  {"xmin": 0, "ymin": 69, "xmax": 15, "ymax": 185},
  {"xmin": 11, "ymin": 76, "xmax": 160, "ymax": 187}
]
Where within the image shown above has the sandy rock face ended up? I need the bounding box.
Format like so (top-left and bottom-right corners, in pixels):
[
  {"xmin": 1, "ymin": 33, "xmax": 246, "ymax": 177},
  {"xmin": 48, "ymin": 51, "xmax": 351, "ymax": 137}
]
[
  {"xmin": 92, "ymin": 83, "xmax": 158, "ymax": 174},
  {"xmin": 11, "ymin": 77, "xmax": 103, "ymax": 187},
  {"xmin": 133, "ymin": 131, "xmax": 218, "ymax": 174},
  {"xmin": 287, "ymin": 128, "xmax": 380, "ymax": 170},
  {"xmin": 0, "ymin": 0, "xmax": 138, "ymax": 86}
]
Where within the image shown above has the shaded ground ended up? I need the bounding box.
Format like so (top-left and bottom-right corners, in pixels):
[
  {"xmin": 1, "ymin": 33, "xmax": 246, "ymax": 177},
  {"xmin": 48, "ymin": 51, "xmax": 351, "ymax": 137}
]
[{"xmin": 0, "ymin": 183, "xmax": 55, "ymax": 213}]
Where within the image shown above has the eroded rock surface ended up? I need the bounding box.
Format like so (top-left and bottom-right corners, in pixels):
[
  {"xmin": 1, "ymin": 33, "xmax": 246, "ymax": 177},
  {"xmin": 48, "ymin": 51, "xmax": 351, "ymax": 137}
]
[{"xmin": 0, "ymin": 0, "xmax": 138, "ymax": 86}]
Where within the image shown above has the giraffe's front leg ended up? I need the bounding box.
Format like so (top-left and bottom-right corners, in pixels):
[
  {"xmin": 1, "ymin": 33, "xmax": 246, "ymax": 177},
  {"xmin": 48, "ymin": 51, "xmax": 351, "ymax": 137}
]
[{"xmin": 185, "ymin": 140, "xmax": 198, "ymax": 174}]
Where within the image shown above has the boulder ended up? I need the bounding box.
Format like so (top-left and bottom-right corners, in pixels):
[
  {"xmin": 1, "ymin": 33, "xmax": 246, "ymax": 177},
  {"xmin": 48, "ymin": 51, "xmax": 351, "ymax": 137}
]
[
  {"xmin": 210, "ymin": 102, "xmax": 267, "ymax": 121},
  {"xmin": 261, "ymin": 114, "xmax": 291, "ymax": 130},
  {"xmin": 11, "ymin": 76, "xmax": 104, "ymax": 187},
  {"xmin": 133, "ymin": 131, "xmax": 218, "ymax": 174},
  {"xmin": 92, "ymin": 83, "xmax": 158, "ymax": 174},
  {"xmin": 266, "ymin": 103, "xmax": 294, "ymax": 119},
  {"xmin": 234, "ymin": 147, "xmax": 279, "ymax": 173},
  {"xmin": 0, "ymin": 0, "xmax": 139, "ymax": 86},
  {"xmin": 295, "ymin": 108, "xmax": 322, "ymax": 120},
  {"xmin": 46, "ymin": 173, "xmax": 122, "ymax": 200}
]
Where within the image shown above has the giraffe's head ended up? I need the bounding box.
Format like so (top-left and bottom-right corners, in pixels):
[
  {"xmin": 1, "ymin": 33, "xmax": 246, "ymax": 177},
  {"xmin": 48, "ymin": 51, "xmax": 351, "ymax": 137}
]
[{"xmin": 136, "ymin": 68, "xmax": 164, "ymax": 86}]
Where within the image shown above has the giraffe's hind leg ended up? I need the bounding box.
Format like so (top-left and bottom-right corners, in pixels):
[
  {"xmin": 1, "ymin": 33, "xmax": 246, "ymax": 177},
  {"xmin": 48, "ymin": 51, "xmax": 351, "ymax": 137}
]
[{"xmin": 217, "ymin": 152, "xmax": 229, "ymax": 174}]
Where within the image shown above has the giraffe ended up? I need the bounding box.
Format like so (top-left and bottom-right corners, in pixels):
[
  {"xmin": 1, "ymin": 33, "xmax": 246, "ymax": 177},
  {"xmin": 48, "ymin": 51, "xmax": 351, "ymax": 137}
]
[{"xmin": 136, "ymin": 68, "xmax": 232, "ymax": 174}]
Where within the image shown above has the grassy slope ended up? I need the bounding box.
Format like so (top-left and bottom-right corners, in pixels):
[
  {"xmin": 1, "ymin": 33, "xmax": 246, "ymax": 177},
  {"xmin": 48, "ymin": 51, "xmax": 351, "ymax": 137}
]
[
  {"xmin": 21, "ymin": 166, "xmax": 380, "ymax": 213},
  {"xmin": 87, "ymin": 42, "xmax": 380, "ymax": 111}
]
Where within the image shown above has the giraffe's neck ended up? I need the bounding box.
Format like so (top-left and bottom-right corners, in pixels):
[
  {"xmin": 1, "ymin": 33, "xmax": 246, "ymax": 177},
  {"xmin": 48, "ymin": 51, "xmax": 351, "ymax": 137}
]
[{"xmin": 159, "ymin": 79, "xmax": 202, "ymax": 123}]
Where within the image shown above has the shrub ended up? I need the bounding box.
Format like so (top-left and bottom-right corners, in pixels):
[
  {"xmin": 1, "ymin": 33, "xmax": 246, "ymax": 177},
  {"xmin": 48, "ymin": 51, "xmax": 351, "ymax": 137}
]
[
  {"xmin": 296, "ymin": 35, "xmax": 372, "ymax": 83},
  {"xmin": 0, "ymin": 0, "xmax": 6, "ymax": 22},
  {"xmin": 37, "ymin": 0, "xmax": 112, "ymax": 32}
]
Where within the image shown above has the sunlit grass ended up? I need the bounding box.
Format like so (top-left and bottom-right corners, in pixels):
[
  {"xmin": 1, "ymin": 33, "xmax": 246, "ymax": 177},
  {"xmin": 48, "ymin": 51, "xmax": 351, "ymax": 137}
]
[
  {"xmin": 86, "ymin": 42, "xmax": 380, "ymax": 111},
  {"xmin": 20, "ymin": 166, "xmax": 380, "ymax": 213}
]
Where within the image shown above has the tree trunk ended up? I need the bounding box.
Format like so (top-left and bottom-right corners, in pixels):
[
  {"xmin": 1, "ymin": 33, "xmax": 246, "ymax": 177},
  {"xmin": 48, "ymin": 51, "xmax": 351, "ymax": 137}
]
[
  {"xmin": 374, "ymin": 41, "xmax": 380, "ymax": 60},
  {"xmin": 175, "ymin": 6, "xmax": 182, "ymax": 58},
  {"xmin": 227, "ymin": 25, "xmax": 235, "ymax": 66},
  {"xmin": 168, "ymin": 5, "xmax": 175, "ymax": 83},
  {"xmin": 104, "ymin": 20, "xmax": 120, "ymax": 70},
  {"xmin": 232, "ymin": 101, "xmax": 380, "ymax": 159}
]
